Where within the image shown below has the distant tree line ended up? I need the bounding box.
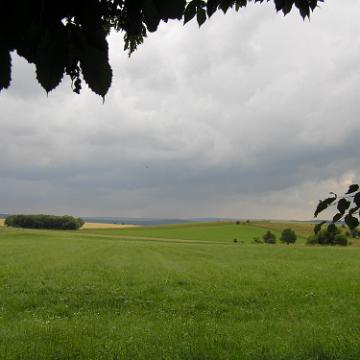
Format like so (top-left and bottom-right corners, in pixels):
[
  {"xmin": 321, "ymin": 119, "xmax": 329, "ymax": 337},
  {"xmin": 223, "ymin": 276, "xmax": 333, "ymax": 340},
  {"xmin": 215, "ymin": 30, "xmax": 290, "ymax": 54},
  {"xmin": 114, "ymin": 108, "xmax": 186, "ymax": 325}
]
[{"xmin": 5, "ymin": 214, "xmax": 84, "ymax": 230}]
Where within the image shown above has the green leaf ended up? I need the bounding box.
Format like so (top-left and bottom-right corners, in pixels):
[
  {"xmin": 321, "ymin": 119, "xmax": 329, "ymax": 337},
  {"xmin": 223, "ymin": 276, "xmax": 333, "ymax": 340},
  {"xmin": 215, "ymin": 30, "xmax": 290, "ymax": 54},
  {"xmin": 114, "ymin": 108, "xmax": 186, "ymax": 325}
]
[
  {"xmin": 235, "ymin": 0, "xmax": 247, "ymax": 10},
  {"xmin": 337, "ymin": 198, "xmax": 351, "ymax": 214},
  {"xmin": 184, "ymin": 0, "xmax": 197, "ymax": 24},
  {"xmin": 327, "ymin": 223, "xmax": 337, "ymax": 233},
  {"xmin": 314, "ymin": 221, "xmax": 326, "ymax": 234},
  {"xmin": 314, "ymin": 196, "xmax": 336, "ymax": 218},
  {"xmin": 354, "ymin": 192, "xmax": 360, "ymax": 207},
  {"xmin": 207, "ymin": 0, "xmax": 220, "ymax": 17},
  {"xmin": 346, "ymin": 184, "xmax": 359, "ymax": 194},
  {"xmin": 155, "ymin": 0, "xmax": 186, "ymax": 20},
  {"xmin": 345, "ymin": 214, "xmax": 359, "ymax": 230},
  {"xmin": 197, "ymin": 8, "xmax": 207, "ymax": 27},
  {"xmin": 0, "ymin": 46, "xmax": 11, "ymax": 92},
  {"xmin": 274, "ymin": 0, "xmax": 286, "ymax": 12},
  {"xmin": 219, "ymin": 0, "xmax": 234, "ymax": 14},
  {"xmin": 295, "ymin": 0, "xmax": 310, "ymax": 19},
  {"xmin": 35, "ymin": 26, "xmax": 67, "ymax": 93},
  {"xmin": 282, "ymin": 0, "xmax": 294, "ymax": 15},
  {"xmin": 332, "ymin": 213, "xmax": 343, "ymax": 223},
  {"xmin": 349, "ymin": 206, "xmax": 360, "ymax": 215},
  {"xmin": 141, "ymin": 0, "xmax": 161, "ymax": 32},
  {"xmin": 80, "ymin": 45, "xmax": 112, "ymax": 98}
]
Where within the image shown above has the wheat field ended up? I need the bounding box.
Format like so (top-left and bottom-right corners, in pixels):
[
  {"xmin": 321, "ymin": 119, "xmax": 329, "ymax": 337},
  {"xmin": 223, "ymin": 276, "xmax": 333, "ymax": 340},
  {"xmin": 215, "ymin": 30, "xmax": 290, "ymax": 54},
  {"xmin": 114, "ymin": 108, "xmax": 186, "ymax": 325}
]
[{"xmin": 81, "ymin": 222, "xmax": 139, "ymax": 229}]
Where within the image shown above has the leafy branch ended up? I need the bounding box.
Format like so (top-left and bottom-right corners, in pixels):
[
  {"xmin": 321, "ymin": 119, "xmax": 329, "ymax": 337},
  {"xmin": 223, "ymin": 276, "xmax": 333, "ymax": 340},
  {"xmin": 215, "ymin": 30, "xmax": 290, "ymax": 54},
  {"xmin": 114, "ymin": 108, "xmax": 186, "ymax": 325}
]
[
  {"xmin": 0, "ymin": 0, "xmax": 325, "ymax": 98},
  {"xmin": 314, "ymin": 184, "xmax": 360, "ymax": 234}
]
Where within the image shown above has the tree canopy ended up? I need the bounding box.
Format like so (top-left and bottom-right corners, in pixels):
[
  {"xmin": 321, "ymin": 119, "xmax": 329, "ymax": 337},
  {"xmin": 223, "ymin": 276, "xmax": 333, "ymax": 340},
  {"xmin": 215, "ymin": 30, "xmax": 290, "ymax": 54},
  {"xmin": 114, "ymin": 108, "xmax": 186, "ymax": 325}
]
[{"xmin": 0, "ymin": 0, "xmax": 324, "ymax": 98}]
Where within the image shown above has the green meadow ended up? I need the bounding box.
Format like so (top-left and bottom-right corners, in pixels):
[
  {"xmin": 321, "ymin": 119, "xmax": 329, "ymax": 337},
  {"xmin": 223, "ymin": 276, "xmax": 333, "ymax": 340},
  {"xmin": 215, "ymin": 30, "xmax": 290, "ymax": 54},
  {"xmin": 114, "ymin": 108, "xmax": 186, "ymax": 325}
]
[{"xmin": 0, "ymin": 222, "xmax": 360, "ymax": 359}]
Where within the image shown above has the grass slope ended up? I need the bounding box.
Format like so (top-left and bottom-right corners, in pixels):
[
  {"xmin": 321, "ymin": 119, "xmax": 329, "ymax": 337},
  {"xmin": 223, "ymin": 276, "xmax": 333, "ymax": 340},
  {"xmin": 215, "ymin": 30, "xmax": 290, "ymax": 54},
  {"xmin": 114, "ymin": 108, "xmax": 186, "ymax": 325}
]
[{"xmin": 0, "ymin": 224, "xmax": 360, "ymax": 359}]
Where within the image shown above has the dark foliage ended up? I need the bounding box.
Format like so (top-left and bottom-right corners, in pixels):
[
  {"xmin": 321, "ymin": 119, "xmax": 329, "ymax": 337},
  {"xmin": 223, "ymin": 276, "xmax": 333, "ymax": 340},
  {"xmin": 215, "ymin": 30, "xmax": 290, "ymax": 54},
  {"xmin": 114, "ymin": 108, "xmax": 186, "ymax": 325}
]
[
  {"xmin": 262, "ymin": 230, "xmax": 276, "ymax": 244},
  {"xmin": 313, "ymin": 184, "xmax": 360, "ymax": 234},
  {"xmin": 5, "ymin": 214, "xmax": 85, "ymax": 230},
  {"xmin": 0, "ymin": 0, "xmax": 324, "ymax": 97},
  {"xmin": 307, "ymin": 224, "xmax": 348, "ymax": 246},
  {"xmin": 280, "ymin": 228, "xmax": 297, "ymax": 244}
]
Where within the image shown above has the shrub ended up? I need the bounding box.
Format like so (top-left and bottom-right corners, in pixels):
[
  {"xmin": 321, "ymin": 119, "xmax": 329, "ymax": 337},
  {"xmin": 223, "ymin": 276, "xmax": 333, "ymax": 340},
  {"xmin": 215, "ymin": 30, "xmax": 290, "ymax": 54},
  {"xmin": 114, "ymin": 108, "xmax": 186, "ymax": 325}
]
[
  {"xmin": 350, "ymin": 228, "xmax": 359, "ymax": 238},
  {"xmin": 334, "ymin": 234, "xmax": 348, "ymax": 246},
  {"xmin": 233, "ymin": 238, "xmax": 238, "ymax": 243},
  {"xmin": 307, "ymin": 224, "xmax": 348, "ymax": 246},
  {"xmin": 253, "ymin": 237, "xmax": 263, "ymax": 244},
  {"xmin": 5, "ymin": 214, "xmax": 84, "ymax": 230},
  {"xmin": 280, "ymin": 228, "xmax": 297, "ymax": 245},
  {"xmin": 262, "ymin": 231, "xmax": 276, "ymax": 244},
  {"xmin": 235, "ymin": 221, "xmax": 241, "ymax": 225}
]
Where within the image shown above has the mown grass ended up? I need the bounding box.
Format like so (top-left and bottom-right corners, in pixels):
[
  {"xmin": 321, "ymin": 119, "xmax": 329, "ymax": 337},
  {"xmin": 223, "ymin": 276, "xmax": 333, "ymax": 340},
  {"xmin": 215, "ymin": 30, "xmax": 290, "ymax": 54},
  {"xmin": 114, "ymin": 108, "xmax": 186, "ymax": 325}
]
[{"xmin": 0, "ymin": 224, "xmax": 360, "ymax": 359}]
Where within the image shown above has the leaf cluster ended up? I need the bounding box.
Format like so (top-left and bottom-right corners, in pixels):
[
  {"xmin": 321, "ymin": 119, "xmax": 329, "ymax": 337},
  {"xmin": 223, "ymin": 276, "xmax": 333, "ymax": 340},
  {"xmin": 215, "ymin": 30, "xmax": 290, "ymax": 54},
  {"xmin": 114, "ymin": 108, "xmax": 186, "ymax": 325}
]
[
  {"xmin": 0, "ymin": 0, "xmax": 324, "ymax": 97},
  {"xmin": 184, "ymin": 0, "xmax": 323, "ymax": 27},
  {"xmin": 313, "ymin": 184, "xmax": 360, "ymax": 234}
]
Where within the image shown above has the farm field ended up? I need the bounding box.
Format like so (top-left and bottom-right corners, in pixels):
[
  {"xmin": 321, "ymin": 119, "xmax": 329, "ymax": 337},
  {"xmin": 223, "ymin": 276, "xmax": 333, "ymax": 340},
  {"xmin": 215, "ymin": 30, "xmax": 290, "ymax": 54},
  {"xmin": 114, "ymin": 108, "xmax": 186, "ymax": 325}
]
[
  {"xmin": 0, "ymin": 222, "xmax": 360, "ymax": 359},
  {"xmin": 81, "ymin": 222, "xmax": 139, "ymax": 230},
  {"xmin": 81, "ymin": 221, "xmax": 310, "ymax": 244}
]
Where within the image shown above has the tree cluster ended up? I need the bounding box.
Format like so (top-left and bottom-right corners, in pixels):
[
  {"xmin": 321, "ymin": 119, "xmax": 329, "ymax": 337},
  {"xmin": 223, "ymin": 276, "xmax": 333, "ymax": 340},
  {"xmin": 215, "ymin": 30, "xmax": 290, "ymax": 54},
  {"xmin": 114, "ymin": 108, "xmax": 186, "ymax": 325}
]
[
  {"xmin": 5, "ymin": 214, "xmax": 85, "ymax": 230},
  {"xmin": 0, "ymin": 0, "xmax": 324, "ymax": 97},
  {"xmin": 307, "ymin": 224, "xmax": 348, "ymax": 246}
]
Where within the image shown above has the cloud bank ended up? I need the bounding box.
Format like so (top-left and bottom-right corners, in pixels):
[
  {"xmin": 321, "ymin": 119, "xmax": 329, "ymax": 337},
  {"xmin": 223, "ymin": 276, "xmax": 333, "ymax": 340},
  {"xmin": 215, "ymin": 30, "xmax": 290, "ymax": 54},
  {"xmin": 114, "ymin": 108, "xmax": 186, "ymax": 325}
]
[{"xmin": 1, "ymin": 1, "xmax": 359, "ymax": 219}]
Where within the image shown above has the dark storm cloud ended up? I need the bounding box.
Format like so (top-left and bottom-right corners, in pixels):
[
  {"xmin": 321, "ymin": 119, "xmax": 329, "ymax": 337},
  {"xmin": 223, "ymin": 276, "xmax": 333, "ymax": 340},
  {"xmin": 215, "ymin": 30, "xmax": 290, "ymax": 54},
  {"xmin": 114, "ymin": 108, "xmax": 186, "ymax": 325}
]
[{"xmin": 0, "ymin": 1, "xmax": 359, "ymax": 219}]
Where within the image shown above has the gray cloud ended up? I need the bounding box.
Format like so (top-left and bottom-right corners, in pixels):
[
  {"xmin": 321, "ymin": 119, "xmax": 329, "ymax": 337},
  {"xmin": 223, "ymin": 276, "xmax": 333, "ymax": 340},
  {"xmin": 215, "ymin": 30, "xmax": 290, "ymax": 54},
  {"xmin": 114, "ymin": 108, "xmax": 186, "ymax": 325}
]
[{"xmin": 0, "ymin": 1, "xmax": 359, "ymax": 219}]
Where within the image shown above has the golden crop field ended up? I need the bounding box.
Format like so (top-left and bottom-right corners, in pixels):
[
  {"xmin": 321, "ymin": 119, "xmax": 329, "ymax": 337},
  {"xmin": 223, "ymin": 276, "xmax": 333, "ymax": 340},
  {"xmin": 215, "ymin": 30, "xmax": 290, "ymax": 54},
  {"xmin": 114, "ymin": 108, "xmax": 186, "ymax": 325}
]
[
  {"xmin": 0, "ymin": 219, "xmax": 5, "ymax": 226},
  {"xmin": 81, "ymin": 222, "xmax": 140, "ymax": 230}
]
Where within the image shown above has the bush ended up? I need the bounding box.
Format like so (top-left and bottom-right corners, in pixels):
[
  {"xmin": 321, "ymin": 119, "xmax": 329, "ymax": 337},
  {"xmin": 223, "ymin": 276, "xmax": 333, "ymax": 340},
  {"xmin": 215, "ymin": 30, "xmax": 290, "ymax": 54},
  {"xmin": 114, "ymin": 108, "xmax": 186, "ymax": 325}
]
[
  {"xmin": 307, "ymin": 224, "xmax": 348, "ymax": 246},
  {"xmin": 334, "ymin": 234, "xmax": 348, "ymax": 246},
  {"xmin": 350, "ymin": 228, "xmax": 359, "ymax": 238},
  {"xmin": 280, "ymin": 228, "xmax": 297, "ymax": 245},
  {"xmin": 253, "ymin": 237, "xmax": 263, "ymax": 244},
  {"xmin": 262, "ymin": 231, "xmax": 276, "ymax": 244},
  {"xmin": 5, "ymin": 214, "xmax": 84, "ymax": 230}
]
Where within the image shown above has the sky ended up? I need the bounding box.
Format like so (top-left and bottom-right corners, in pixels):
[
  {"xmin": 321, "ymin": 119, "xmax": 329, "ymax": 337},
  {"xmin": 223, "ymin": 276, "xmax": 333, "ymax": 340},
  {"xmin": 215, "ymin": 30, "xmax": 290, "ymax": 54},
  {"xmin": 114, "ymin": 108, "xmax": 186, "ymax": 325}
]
[{"xmin": 1, "ymin": 1, "xmax": 360, "ymax": 220}]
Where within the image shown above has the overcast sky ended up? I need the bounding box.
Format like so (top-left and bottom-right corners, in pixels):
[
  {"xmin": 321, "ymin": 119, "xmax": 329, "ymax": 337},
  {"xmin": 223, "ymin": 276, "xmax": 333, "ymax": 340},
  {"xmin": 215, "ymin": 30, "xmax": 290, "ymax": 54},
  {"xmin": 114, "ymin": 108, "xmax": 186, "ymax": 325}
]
[{"xmin": 1, "ymin": 1, "xmax": 359, "ymax": 220}]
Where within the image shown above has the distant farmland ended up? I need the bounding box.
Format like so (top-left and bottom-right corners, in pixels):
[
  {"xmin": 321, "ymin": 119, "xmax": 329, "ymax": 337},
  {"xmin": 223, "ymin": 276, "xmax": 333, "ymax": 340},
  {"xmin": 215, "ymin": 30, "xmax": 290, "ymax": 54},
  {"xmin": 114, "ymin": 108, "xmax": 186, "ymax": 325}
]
[
  {"xmin": 0, "ymin": 221, "xmax": 359, "ymax": 359},
  {"xmin": 81, "ymin": 222, "xmax": 139, "ymax": 230}
]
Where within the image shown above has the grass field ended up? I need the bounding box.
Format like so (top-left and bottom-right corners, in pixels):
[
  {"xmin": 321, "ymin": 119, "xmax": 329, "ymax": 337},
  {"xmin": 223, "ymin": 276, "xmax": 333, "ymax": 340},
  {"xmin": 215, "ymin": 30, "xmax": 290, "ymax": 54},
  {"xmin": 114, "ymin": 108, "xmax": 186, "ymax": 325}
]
[
  {"xmin": 0, "ymin": 222, "xmax": 360, "ymax": 359},
  {"xmin": 81, "ymin": 221, "xmax": 311, "ymax": 244}
]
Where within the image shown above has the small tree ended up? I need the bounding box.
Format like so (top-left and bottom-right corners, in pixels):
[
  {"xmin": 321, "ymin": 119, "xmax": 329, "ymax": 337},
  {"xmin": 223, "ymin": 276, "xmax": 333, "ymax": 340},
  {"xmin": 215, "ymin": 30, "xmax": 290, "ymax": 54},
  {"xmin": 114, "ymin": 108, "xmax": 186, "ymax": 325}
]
[
  {"xmin": 263, "ymin": 231, "xmax": 276, "ymax": 244},
  {"xmin": 280, "ymin": 228, "xmax": 297, "ymax": 245}
]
